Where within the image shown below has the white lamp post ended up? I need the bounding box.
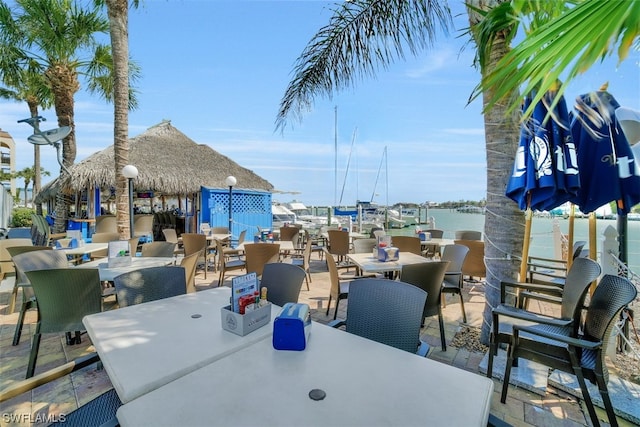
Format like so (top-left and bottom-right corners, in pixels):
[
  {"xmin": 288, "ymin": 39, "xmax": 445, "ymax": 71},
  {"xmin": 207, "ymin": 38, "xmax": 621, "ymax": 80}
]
[
  {"xmin": 122, "ymin": 165, "xmax": 139, "ymax": 238},
  {"xmin": 225, "ymin": 176, "xmax": 237, "ymax": 235}
]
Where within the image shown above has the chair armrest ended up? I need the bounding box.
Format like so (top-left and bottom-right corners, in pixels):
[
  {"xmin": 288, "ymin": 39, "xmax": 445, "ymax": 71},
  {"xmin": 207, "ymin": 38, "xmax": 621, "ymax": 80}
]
[
  {"xmin": 500, "ymin": 280, "xmax": 562, "ymax": 303},
  {"xmin": 444, "ymin": 271, "xmax": 462, "ymax": 277},
  {"xmin": 0, "ymin": 352, "xmax": 100, "ymax": 403},
  {"xmin": 328, "ymin": 319, "xmax": 346, "ymax": 329},
  {"xmin": 493, "ymin": 304, "xmax": 573, "ymax": 326},
  {"xmin": 514, "ymin": 325, "xmax": 601, "ymax": 350},
  {"xmin": 518, "ymin": 291, "xmax": 562, "ymax": 308}
]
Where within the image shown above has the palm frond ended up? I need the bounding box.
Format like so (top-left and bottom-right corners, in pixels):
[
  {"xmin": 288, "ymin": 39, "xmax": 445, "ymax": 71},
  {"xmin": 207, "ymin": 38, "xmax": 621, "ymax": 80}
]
[{"xmin": 275, "ymin": 0, "xmax": 452, "ymax": 131}]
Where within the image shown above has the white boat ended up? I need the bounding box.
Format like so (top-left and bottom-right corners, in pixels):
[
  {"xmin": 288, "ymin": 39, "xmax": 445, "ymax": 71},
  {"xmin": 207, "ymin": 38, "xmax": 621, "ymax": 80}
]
[{"xmin": 285, "ymin": 202, "xmax": 339, "ymax": 227}]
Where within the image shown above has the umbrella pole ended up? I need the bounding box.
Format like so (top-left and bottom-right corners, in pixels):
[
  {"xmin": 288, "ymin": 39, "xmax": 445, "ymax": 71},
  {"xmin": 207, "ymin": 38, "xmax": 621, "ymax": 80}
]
[
  {"xmin": 519, "ymin": 207, "xmax": 533, "ymax": 282},
  {"xmin": 617, "ymin": 200, "xmax": 627, "ymax": 264},
  {"xmin": 566, "ymin": 204, "xmax": 575, "ymax": 269},
  {"xmin": 589, "ymin": 212, "xmax": 598, "ymax": 294}
]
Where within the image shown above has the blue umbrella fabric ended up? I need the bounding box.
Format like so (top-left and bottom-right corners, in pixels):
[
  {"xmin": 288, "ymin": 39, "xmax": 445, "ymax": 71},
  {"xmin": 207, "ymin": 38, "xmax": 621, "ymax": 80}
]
[
  {"xmin": 506, "ymin": 90, "xmax": 580, "ymax": 211},
  {"xmin": 571, "ymin": 91, "xmax": 640, "ymax": 215}
]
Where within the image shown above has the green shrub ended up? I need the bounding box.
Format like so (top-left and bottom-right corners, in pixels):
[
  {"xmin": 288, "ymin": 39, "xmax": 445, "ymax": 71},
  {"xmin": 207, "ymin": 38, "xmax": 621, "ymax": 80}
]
[{"xmin": 11, "ymin": 208, "xmax": 35, "ymax": 228}]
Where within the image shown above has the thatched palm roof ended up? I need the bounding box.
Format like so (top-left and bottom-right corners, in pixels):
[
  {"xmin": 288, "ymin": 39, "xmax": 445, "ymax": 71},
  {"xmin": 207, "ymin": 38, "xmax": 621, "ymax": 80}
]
[{"xmin": 44, "ymin": 120, "xmax": 273, "ymax": 198}]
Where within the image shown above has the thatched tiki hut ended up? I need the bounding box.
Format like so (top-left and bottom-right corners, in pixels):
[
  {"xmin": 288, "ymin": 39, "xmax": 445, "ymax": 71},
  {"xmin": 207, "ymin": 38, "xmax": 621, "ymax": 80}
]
[{"xmin": 37, "ymin": 120, "xmax": 274, "ymax": 235}]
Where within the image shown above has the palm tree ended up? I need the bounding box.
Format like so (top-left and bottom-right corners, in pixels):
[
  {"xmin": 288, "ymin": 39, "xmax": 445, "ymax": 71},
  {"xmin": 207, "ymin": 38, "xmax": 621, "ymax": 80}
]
[
  {"xmin": 14, "ymin": 166, "xmax": 49, "ymax": 207},
  {"xmin": 102, "ymin": 0, "xmax": 140, "ymax": 239},
  {"xmin": 0, "ymin": 0, "xmax": 113, "ymax": 232},
  {"xmin": 276, "ymin": 0, "xmax": 530, "ymax": 342}
]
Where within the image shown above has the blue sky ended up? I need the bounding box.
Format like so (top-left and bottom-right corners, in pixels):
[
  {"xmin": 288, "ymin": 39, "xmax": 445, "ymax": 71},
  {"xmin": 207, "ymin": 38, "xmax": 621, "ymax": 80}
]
[{"xmin": 1, "ymin": 0, "xmax": 639, "ymax": 207}]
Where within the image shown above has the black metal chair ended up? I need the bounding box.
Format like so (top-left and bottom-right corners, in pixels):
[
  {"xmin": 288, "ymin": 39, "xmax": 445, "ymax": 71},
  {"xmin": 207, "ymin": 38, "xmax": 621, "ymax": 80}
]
[
  {"xmin": 486, "ymin": 257, "xmax": 602, "ymax": 378},
  {"xmin": 329, "ymin": 278, "xmax": 430, "ymax": 356},
  {"xmin": 501, "ymin": 274, "xmax": 637, "ymax": 427},
  {"xmin": 259, "ymin": 262, "xmax": 307, "ymax": 307},
  {"xmin": 113, "ymin": 266, "xmax": 186, "ymax": 307},
  {"xmin": 399, "ymin": 261, "xmax": 450, "ymax": 350}
]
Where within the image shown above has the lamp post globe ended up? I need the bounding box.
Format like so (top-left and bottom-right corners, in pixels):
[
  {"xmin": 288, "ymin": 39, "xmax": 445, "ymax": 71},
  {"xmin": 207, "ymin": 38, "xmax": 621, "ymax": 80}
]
[{"xmin": 122, "ymin": 165, "xmax": 139, "ymax": 238}]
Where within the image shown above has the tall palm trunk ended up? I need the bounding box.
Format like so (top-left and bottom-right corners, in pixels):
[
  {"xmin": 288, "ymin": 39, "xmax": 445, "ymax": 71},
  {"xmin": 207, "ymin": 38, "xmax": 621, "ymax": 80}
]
[
  {"xmin": 467, "ymin": 0, "xmax": 524, "ymax": 343},
  {"xmin": 47, "ymin": 64, "xmax": 79, "ymax": 232},
  {"xmin": 106, "ymin": 0, "xmax": 132, "ymax": 240}
]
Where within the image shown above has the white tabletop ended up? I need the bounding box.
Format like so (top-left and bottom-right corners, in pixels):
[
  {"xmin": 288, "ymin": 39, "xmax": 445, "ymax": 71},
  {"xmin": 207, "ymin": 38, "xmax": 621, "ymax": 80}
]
[
  {"xmin": 83, "ymin": 287, "xmax": 280, "ymax": 403},
  {"xmin": 76, "ymin": 256, "xmax": 175, "ymax": 282},
  {"xmin": 54, "ymin": 242, "xmax": 108, "ymax": 256},
  {"xmin": 236, "ymin": 241, "xmax": 295, "ymax": 252},
  {"xmin": 347, "ymin": 251, "xmax": 431, "ymax": 274},
  {"xmin": 419, "ymin": 238, "xmax": 454, "ymax": 247},
  {"xmin": 116, "ymin": 322, "xmax": 493, "ymax": 426}
]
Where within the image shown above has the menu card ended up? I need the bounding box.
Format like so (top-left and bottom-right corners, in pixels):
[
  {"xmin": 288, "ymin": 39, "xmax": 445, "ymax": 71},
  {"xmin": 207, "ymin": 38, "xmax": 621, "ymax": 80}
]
[{"xmin": 231, "ymin": 272, "xmax": 258, "ymax": 313}]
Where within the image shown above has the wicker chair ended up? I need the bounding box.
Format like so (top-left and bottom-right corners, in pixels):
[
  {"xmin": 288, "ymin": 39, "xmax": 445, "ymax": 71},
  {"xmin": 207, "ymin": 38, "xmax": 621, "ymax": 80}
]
[
  {"xmin": 390, "ymin": 236, "xmax": 422, "ymax": 255},
  {"xmin": 0, "ymin": 353, "xmax": 121, "ymax": 426},
  {"xmin": 94, "ymin": 215, "xmax": 117, "ymax": 234},
  {"xmin": 89, "ymin": 232, "xmax": 120, "ymax": 259},
  {"xmin": 454, "ymin": 230, "xmax": 482, "ymax": 240},
  {"xmin": 162, "ymin": 228, "xmax": 184, "ymax": 255},
  {"xmin": 180, "ymin": 252, "xmax": 200, "ymax": 294},
  {"xmin": 24, "ymin": 268, "xmax": 103, "ymax": 378},
  {"xmin": 0, "ymin": 238, "xmax": 33, "ymax": 281},
  {"xmin": 454, "ymin": 239, "xmax": 486, "ymax": 282},
  {"xmin": 329, "ymin": 278, "xmax": 430, "ymax": 356},
  {"xmin": 501, "ymin": 274, "xmax": 637, "ymax": 427},
  {"xmin": 181, "ymin": 233, "xmax": 208, "ymax": 277},
  {"xmin": 113, "ymin": 266, "xmax": 186, "ymax": 308},
  {"xmin": 399, "ymin": 261, "xmax": 450, "ymax": 350},
  {"xmin": 140, "ymin": 241, "xmax": 176, "ymax": 257},
  {"xmin": 486, "ymin": 257, "xmax": 601, "ymax": 379},
  {"xmin": 244, "ymin": 243, "xmax": 280, "ymax": 277},
  {"xmin": 440, "ymin": 244, "xmax": 470, "ymax": 323},
  {"xmin": 216, "ymin": 238, "xmax": 246, "ymax": 286},
  {"xmin": 259, "ymin": 262, "xmax": 306, "ymax": 307},
  {"xmin": 324, "ymin": 248, "xmax": 350, "ymax": 320},
  {"xmin": 9, "ymin": 250, "xmax": 69, "ymax": 347},
  {"xmin": 291, "ymin": 237, "xmax": 312, "ymax": 290}
]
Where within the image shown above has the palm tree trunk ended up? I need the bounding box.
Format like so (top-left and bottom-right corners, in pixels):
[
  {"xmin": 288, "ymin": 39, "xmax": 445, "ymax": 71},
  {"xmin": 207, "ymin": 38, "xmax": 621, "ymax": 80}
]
[
  {"xmin": 106, "ymin": 0, "xmax": 132, "ymax": 240},
  {"xmin": 467, "ymin": 1, "xmax": 524, "ymax": 344}
]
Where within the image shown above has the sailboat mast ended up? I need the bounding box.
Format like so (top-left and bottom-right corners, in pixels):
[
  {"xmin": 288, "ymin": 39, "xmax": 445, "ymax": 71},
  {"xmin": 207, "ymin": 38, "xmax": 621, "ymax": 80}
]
[{"xmin": 334, "ymin": 106, "xmax": 338, "ymax": 206}]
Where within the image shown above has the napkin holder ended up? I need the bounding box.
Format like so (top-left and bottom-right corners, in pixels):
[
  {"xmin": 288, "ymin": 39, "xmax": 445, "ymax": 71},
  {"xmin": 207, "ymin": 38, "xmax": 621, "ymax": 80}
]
[
  {"xmin": 273, "ymin": 303, "xmax": 311, "ymax": 351},
  {"xmin": 378, "ymin": 247, "xmax": 399, "ymax": 262},
  {"xmin": 221, "ymin": 303, "xmax": 271, "ymax": 337},
  {"xmin": 55, "ymin": 238, "xmax": 79, "ymax": 249},
  {"xmin": 418, "ymin": 232, "xmax": 431, "ymax": 242},
  {"xmin": 107, "ymin": 241, "xmax": 132, "ymax": 268}
]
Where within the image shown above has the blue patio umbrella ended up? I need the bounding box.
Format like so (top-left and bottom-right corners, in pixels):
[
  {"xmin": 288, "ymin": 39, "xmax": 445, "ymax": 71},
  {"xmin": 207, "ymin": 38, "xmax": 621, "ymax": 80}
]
[
  {"xmin": 506, "ymin": 89, "xmax": 581, "ymax": 280},
  {"xmin": 570, "ymin": 90, "xmax": 640, "ymax": 263}
]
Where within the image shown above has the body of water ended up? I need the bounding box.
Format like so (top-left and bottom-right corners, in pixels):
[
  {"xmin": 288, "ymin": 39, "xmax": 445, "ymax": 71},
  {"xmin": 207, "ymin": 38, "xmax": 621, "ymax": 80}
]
[{"xmin": 385, "ymin": 208, "xmax": 640, "ymax": 274}]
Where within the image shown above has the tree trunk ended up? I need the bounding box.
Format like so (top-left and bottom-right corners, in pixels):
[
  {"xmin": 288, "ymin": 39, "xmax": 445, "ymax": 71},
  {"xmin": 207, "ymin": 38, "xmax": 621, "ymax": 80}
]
[
  {"xmin": 106, "ymin": 0, "xmax": 132, "ymax": 240},
  {"xmin": 467, "ymin": 1, "xmax": 524, "ymax": 344},
  {"xmin": 47, "ymin": 64, "xmax": 79, "ymax": 233}
]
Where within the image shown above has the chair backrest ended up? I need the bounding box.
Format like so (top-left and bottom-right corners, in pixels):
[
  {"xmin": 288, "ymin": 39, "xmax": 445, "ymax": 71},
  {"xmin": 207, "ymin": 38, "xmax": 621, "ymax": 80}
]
[
  {"xmin": 180, "ymin": 252, "xmax": 200, "ymax": 294},
  {"xmin": 352, "ymin": 238, "xmax": 377, "ymax": 254},
  {"xmin": 91, "ymin": 232, "xmax": 120, "ymax": 243},
  {"xmin": 12, "ymin": 250, "xmax": 70, "ymax": 287},
  {"xmin": 210, "ymin": 227, "xmax": 229, "ymax": 234},
  {"xmin": 441, "ymin": 244, "xmax": 469, "ymax": 286},
  {"xmin": 327, "ymin": 230, "xmax": 350, "ymax": 256},
  {"xmin": 162, "ymin": 228, "xmax": 179, "ymax": 243},
  {"xmin": 454, "ymin": 239, "xmax": 486, "ymax": 278},
  {"xmin": 113, "ymin": 266, "xmax": 187, "ymax": 307},
  {"xmin": 0, "ymin": 238, "xmax": 34, "ymax": 278},
  {"xmin": 279, "ymin": 227, "xmax": 299, "ymax": 243},
  {"xmin": 141, "ymin": 241, "xmax": 176, "ymax": 257},
  {"xmin": 181, "ymin": 233, "xmax": 206, "ymax": 257},
  {"xmin": 346, "ymin": 278, "xmax": 427, "ymax": 354},
  {"xmin": 95, "ymin": 215, "xmax": 117, "ymax": 234},
  {"xmin": 390, "ymin": 236, "xmax": 422, "ymax": 255},
  {"xmin": 236, "ymin": 229, "xmax": 247, "ymax": 246},
  {"xmin": 260, "ymin": 262, "xmax": 306, "ymax": 306},
  {"xmin": 582, "ymin": 274, "xmax": 637, "ymax": 382},
  {"xmin": 323, "ymin": 248, "xmax": 340, "ymax": 297},
  {"xmin": 133, "ymin": 215, "xmax": 154, "ymax": 237},
  {"xmin": 25, "ymin": 268, "xmax": 102, "ymax": 333},
  {"xmin": 559, "ymin": 257, "xmax": 602, "ymax": 320},
  {"xmin": 454, "ymin": 230, "xmax": 482, "ymax": 240},
  {"xmin": 426, "ymin": 229, "xmax": 444, "ymax": 239},
  {"xmin": 128, "ymin": 237, "xmax": 140, "ymax": 256},
  {"xmin": 400, "ymin": 261, "xmax": 450, "ymax": 319},
  {"xmin": 244, "ymin": 243, "xmax": 280, "ymax": 277}
]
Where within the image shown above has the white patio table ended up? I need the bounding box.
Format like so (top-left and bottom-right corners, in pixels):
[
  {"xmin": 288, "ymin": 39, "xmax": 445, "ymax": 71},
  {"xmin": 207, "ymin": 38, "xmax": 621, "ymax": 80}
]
[
  {"xmin": 76, "ymin": 256, "xmax": 176, "ymax": 282},
  {"xmin": 116, "ymin": 321, "xmax": 494, "ymax": 426},
  {"xmin": 347, "ymin": 251, "xmax": 431, "ymax": 275}
]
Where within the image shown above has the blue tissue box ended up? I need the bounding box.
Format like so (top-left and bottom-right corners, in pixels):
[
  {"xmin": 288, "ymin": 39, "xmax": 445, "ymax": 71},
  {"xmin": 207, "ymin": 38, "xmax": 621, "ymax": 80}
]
[
  {"xmin": 273, "ymin": 303, "xmax": 311, "ymax": 351},
  {"xmin": 378, "ymin": 247, "xmax": 399, "ymax": 262}
]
